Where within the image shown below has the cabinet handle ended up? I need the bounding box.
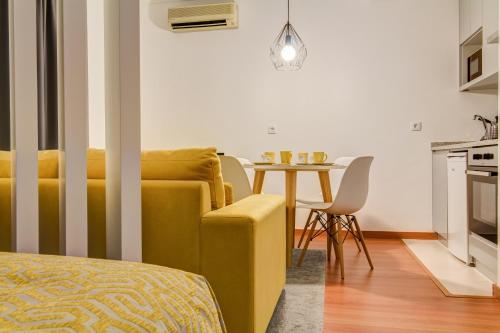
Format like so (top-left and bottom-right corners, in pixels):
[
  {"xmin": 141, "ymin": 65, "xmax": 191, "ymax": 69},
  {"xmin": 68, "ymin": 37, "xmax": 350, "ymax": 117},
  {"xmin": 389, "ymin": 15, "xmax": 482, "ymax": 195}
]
[{"xmin": 466, "ymin": 170, "xmax": 494, "ymax": 177}]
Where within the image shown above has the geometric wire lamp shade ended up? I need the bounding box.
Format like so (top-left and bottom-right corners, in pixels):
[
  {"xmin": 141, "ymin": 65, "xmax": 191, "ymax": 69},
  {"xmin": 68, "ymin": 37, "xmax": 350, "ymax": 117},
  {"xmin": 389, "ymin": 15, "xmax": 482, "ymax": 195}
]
[{"xmin": 270, "ymin": 22, "xmax": 307, "ymax": 71}]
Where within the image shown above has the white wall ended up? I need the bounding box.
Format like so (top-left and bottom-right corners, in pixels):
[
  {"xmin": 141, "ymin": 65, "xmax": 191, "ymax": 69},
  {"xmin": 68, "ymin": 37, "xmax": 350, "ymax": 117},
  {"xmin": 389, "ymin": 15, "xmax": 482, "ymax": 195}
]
[{"xmin": 128, "ymin": 0, "xmax": 499, "ymax": 232}]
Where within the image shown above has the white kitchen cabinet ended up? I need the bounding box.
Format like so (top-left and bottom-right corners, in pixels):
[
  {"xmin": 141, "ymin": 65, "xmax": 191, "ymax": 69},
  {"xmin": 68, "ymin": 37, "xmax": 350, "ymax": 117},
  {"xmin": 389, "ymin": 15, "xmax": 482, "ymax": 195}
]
[
  {"xmin": 470, "ymin": 233, "xmax": 497, "ymax": 282},
  {"xmin": 460, "ymin": 0, "xmax": 483, "ymax": 44},
  {"xmin": 460, "ymin": 0, "xmax": 468, "ymax": 44},
  {"xmin": 482, "ymin": 0, "xmax": 499, "ymax": 76},
  {"xmin": 470, "ymin": 0, "xmax": 483, "ymax": 37},
  {"xmin": 459, "ymin": 0, "xmax": 498, "ymax": 91},
  {"xmin": 483, "ymin": 0, "xmax": 498, "ymax": 39},
  {"xmin": 447, "ymin": 153, "xmax": 468, "ymax": 263},
  {"xmin": 432, "ymin": 150, "xmax": 448, "ymax": 245}
]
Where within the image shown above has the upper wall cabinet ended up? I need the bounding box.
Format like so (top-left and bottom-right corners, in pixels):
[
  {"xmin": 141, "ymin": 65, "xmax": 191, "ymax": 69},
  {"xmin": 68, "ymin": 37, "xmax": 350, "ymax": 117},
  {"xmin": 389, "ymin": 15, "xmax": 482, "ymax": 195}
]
[
  {"xmin": 483, "ymin": 0, "xmax": 498, "ymax": 39},
  {"xmin": 483, "ymin": 0, "xmax": 499, "ymax": 76},
  {"xmin": 459, "ymin": 0, "xmax": 498, "ymax": 92},
  {"xmin": 460, "ymin": 0, "xmax": 483, "ymax": 44}
]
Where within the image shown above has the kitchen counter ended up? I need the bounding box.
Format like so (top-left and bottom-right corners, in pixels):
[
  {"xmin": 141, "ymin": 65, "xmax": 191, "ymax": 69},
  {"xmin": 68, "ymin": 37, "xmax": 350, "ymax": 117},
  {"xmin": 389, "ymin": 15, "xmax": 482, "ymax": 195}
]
[{"xmin": 431, "ymin": 139, "xmax": 498, "ymax": 151}]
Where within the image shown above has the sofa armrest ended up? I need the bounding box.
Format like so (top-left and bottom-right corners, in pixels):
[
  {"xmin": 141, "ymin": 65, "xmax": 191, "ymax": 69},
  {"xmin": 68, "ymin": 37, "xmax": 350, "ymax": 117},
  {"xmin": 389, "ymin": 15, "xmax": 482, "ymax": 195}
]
[
  {"xmin": 142, "ymin": 180, "xmax": 212, "ymax": 273},
  {"xmin": 201, "ymin": 194, "xmax": 286, "ymax": 333}
]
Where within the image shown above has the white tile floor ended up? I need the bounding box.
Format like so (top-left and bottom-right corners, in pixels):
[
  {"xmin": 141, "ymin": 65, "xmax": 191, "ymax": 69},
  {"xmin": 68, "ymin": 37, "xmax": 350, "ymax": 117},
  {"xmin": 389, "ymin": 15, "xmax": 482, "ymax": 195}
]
[{"xmin": 403, "ymin": 239, "xmax": 493, "ymax": 297}]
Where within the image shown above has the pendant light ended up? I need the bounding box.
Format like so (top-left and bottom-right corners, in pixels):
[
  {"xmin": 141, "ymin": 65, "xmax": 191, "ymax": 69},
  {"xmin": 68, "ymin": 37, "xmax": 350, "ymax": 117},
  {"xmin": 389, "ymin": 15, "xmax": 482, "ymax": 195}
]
[{"xmin": 270, "ymin": 0, "xmax": 307, "ymax": 71}]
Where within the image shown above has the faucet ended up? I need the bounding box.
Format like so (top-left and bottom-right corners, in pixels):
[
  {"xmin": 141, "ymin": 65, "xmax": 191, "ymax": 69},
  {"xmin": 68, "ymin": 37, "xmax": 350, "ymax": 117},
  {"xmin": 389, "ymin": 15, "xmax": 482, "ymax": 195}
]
[{"xmin": 474, "ymin": 115, "xmax": 491, "ymax": 140}]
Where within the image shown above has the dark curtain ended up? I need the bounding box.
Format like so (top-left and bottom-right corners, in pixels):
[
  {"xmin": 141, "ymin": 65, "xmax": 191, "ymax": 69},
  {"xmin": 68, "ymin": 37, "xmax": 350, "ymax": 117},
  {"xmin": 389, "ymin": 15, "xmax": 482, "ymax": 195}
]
[
  {"xmin": 37, "ymin": 0, "xmax": 58, "ymax": 150},
  {"xmin": 0, "ymin": 0, "xmax": 10, "ymax": 151}
]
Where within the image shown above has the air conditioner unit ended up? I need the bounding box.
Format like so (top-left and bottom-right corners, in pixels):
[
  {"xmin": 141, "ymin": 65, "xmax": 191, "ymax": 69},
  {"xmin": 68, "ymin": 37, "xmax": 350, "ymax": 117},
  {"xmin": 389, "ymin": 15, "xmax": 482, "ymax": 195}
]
[{"xmin": 167, "ymin": 2, "xmax": 238, "ymax": 32}]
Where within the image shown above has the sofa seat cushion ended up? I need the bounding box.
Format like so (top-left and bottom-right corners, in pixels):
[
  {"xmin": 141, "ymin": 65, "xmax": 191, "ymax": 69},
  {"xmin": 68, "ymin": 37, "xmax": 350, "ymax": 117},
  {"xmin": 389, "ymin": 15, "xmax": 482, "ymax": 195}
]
[
  {"xmin": 0, "ymin": 150, "xmax": 59, "ymax": 179},
  {"xmin": 141, "ymin": 148, "xmax": 225, "ymax": 210}
]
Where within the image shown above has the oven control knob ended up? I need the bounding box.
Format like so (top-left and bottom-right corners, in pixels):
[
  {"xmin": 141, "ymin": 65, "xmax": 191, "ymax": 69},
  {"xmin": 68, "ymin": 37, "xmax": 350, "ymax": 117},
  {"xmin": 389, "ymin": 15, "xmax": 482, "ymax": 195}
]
[
  {"xmin": 473, "ymin": 154, "xmax": 483, "ymax": 160},
  {"xmin": 484, "ymin": 153, "xmax": 494, "ymax": 160}
]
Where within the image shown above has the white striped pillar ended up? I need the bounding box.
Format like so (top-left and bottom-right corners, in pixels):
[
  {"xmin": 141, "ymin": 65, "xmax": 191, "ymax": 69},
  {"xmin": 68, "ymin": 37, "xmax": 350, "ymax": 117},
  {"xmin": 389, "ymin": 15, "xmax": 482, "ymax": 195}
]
[
  {"xmin": 497, "ymin": 1, "xmax": 500, "ymax": 287},
  {"xmin": 58, "ymin": 0, "xmax": 89, "ymax": 257},
  {"xmin": 9, "ymin": 0, "xmax": 39, "ymax": 254},
  {"xmin": 104, "ymin": 0, "xmax": 142, "ymax": 262}
]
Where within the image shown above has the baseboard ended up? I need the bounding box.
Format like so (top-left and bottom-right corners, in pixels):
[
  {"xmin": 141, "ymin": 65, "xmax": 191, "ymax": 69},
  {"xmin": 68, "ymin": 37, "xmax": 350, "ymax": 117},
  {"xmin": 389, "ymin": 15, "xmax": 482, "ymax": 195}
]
[
  {"xmin": 294, "ymin": 229, "xmax": 438, "ymax": 240},
  {"xmin": 362, "ymin": 231, "xmax": 438, "ymax": 240}
]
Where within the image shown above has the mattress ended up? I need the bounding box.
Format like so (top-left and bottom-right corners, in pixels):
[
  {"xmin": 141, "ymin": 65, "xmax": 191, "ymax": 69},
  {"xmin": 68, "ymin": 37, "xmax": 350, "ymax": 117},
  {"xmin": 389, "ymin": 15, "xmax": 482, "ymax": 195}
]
[{"xmin": 0, "ymin": 252, "xmax": 226, "ymax": 332}]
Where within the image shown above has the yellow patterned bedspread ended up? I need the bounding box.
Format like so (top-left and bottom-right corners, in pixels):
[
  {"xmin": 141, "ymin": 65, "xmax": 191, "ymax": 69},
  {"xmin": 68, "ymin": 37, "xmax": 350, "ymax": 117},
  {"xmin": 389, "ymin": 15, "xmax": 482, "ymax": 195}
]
[{"xmin": 0, "ymin": 253, "xmax": 226, "ymax": 332}]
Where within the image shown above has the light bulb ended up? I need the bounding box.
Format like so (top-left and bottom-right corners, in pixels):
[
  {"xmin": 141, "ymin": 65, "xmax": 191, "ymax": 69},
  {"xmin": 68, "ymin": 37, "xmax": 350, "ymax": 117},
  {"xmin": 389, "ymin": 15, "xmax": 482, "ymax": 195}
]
[
  {"xmin": 281, "ymin": 44, "xmax": 297, "ymax": 62},
  {"xmin": 280, "ymin": 34, "xmax": 296, "ymax": 62}
]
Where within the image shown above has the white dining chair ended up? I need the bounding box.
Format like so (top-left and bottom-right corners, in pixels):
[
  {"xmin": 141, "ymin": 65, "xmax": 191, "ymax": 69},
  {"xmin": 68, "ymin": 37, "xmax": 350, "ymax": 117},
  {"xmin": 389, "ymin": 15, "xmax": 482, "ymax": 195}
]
[
  {"xmin": 296, "ymin": 156, "xmax": 355, "ymax": 249},
  {"xmin": 219, "ymin": 155, "xmax": 253, "ymax": 202},
  {"xmin": 296, "ymin": 156, "xmax": 374, "ymax": 279}
]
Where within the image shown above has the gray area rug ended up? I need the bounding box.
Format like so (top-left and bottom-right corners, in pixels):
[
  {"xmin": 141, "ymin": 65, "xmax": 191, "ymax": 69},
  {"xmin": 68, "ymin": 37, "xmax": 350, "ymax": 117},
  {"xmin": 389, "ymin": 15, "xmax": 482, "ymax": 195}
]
[{"xmin": 267, "ymin": 249, "xmax": 326, "ymax": 333}]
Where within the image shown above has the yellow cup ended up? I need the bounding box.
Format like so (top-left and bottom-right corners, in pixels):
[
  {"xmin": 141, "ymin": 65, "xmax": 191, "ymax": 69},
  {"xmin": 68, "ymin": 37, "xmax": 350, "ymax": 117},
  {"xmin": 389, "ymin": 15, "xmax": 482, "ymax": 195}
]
[
  {"xmin": 313, "ymin": 152, "xmax": 328, "ymax": 164},
  {"xmin": 262, "ymin": 152, "xmax": 276, "ymax": 163},
  {"xmin": 280, "ymin": 151, "xmax": 293, "ymax": 164},
  {"xmin": 298, "ymin": 152, "xmax": 309, "ymax": 164}
]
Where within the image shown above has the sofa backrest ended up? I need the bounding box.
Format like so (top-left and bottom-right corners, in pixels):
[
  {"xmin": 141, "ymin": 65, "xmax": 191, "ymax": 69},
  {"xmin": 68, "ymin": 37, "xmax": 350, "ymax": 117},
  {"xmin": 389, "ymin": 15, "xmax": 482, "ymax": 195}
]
[
  {"xmin": 0, "ymin": 151, "xmax": 10, "ymax": 178},
  {"xmin": 0, "ymin": 150, "xmax": 59, "ymax": 179},
  {"xmin": 81, "ymin": 147, "xmax": 226, "ymax": 210},
  {"xmin": 0, "ymin": 147, "xmax": 225, "ymax": 210},
  {"xmin": 141, "ymin": 148, "xmax": 225, "ymax": 210},
  {"xmin": 87, "ymin": 149, "xmax": 106, "ymax": 179}
]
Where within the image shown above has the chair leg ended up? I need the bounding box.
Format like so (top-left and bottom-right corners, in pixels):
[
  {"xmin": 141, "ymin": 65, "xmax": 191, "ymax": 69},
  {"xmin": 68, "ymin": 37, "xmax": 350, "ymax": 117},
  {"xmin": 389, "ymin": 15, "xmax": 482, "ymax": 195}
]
[
  {"xmin": 351, "ymin": 215, "xmax": 374, "ymax": 270},
  {"xmin": 353, "ymin": 233, "xmax": 362, "ymax": 252},
  {"xmin": 327, "ymin": 217, "xmax": 333, "ymax": 262},
  {"xmin": 327, "ymin": 213, "xmax": 339, "ymax": 260},
  {"xmin": 333, "ymin": 216, "xmax": 345, "ymax": 279},
  {"xmin": 297, "ymin": 213, "xmax": 319, "ymax": 267},
  {"xmin": 297, "ymin": 210, "xmax": 314, "ymax": 249},
  {"xmin": 347, "ymin": 216, "xmax": 362, "ymax": 252}
]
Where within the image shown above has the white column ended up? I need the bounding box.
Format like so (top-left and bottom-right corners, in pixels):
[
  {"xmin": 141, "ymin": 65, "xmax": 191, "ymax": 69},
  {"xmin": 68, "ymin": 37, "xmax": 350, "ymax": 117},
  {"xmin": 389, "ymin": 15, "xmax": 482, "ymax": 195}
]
[
  {"xmin": 87, "ymin": 0, "xmax": 105, "ymax": 149},
  {"xmin": 497, "ymin": 2, "xmax": 500, "ymax": 287},
  {"xmin": 9, "ymin": 0, "xmax": 39, "ymax": 253},
  {"xmin": 58, "ymin": 0, "xmax": 89, "ymax": 257},
  {"xmin": 104, "ymin": 0, "xmax": 142, "ymax": 262}
]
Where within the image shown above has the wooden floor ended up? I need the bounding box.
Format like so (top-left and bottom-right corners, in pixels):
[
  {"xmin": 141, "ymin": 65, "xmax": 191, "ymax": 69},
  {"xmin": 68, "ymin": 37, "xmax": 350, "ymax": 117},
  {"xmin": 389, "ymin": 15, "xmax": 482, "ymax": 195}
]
[{"xmin": 301, "ymin": 235, "xmax": 500, "ymax": 333}]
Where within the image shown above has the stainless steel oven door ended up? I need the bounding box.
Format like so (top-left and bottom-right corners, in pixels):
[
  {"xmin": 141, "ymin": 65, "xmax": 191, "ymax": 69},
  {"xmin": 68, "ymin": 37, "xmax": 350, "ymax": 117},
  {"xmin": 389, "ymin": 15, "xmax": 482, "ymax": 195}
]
[{"xmin": 467, "ymin": 169, "xmax": 498, "ymax": 245}]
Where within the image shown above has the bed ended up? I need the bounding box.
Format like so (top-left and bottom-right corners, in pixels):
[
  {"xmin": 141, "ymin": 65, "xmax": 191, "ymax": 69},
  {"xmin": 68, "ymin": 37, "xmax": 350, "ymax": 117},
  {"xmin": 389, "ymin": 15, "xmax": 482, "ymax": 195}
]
[{"xmin": 0, "ymin": 252, "xmax": 226, "ymax": 332}]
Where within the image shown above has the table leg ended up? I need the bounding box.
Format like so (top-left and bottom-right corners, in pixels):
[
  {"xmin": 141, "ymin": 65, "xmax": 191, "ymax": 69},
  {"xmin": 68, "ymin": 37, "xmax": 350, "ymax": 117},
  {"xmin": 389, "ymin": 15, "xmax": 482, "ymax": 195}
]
[
  {"xmin": 318, "ymin": 171, "xmax": 339, "ymax": 259},
  {"xmin": 285, "ymin": 170, "xmax": 297, "ymax": 268},
  {"xmin": 318, "ymin": 171, "xmax": 333, "ymax": 202},
  {"xmin": 253, "ymin": 170, "xmax": 265, "ymax": 194}
]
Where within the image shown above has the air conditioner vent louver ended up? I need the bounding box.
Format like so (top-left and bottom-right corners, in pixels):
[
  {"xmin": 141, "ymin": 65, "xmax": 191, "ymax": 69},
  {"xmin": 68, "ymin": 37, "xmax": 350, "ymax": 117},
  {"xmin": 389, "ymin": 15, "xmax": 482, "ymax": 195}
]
[
  {"xmin": 168, "ymin": 3, "xmax": 238, "ymax": 32},
  {"xmin": 169, "ymin": 4, "xmax": 234, "ymax": 19},
  {"xmin": 171, "ymin": 20, "xmax": 228, "ymax": 30}
]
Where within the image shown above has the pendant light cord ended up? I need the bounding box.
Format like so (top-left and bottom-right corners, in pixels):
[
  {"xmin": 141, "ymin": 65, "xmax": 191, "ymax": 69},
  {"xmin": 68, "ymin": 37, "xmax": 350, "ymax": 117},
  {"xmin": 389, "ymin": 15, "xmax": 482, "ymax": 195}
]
[
  {"xmin": 287, "ymin": 0, "xmax": 290, "ymax": 24},
  {"xmin": 286, "ymin": 0, "xmax": 290, "ymax": 35}
]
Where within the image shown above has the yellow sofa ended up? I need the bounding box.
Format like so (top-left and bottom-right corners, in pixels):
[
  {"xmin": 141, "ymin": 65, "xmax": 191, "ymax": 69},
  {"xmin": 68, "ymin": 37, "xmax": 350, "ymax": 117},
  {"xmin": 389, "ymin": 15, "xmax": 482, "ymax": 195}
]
[{"xmin": 0, "ymin": 148, "xmax": 286, "ymax": 333}]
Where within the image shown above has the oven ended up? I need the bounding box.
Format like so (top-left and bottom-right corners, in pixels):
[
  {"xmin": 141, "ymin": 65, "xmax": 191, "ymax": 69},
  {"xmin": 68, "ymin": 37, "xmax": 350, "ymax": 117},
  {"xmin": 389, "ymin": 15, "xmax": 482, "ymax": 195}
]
[{"xmin": 467, "ymin": 146, "xmax": 498, "ymax": 245}]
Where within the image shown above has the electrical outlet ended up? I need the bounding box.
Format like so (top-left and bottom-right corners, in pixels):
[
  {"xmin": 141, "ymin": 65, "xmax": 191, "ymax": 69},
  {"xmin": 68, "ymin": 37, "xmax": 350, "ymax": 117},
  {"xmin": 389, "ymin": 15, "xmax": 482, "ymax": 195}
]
[
  {"xmin": 411, "ymin": 121, "xmax": 422, "ymax": 131},
  {"xmin": 267, "ymin": 126, "xmax": 277, "ymax": 134}
]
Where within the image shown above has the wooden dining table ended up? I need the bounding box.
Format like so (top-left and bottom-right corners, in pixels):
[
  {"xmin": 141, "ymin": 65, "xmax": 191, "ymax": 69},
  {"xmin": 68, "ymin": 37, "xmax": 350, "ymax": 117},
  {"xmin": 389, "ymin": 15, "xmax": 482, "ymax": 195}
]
[{"xmin": 243, "ymin": 163, "xmax": 346, "ymax": 267}]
